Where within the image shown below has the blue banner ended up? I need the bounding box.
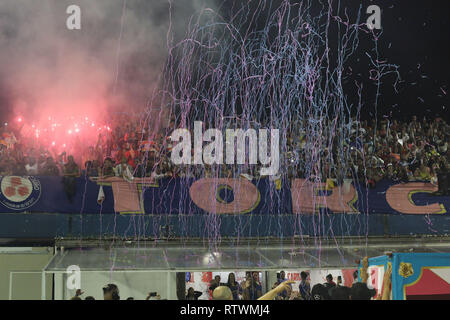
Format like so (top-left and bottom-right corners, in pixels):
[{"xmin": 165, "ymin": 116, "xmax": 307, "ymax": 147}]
[{"xmin": 0, "ymin": 175, "xmax": 448, "ymax": 215}]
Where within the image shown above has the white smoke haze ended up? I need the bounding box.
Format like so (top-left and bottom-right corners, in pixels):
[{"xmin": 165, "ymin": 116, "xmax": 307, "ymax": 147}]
[{"xmin": 0, "ymin": 0, "xmax": 219, "ymax": 125}]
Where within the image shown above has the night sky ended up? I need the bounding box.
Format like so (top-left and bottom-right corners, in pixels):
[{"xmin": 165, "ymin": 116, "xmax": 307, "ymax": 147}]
[
  {"xmin": 344, "ymin": 0, "xmax": 450, "ymax": 121},
  {"xmin": 218, "ymin": 0, "xmax": 450, "ymax": 121}
]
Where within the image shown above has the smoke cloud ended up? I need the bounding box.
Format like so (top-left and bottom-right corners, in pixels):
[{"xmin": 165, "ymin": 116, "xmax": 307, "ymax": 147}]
[{"xmin": 0, "ymin": 0, "xmax": 218, "ymax": 125}]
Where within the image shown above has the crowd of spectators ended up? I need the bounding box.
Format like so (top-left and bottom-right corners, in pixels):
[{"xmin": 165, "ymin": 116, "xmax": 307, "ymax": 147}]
[
  {"xmin": 205, "ymin": 272, "xmax": 263, "ymax": 300},
  {"xmin": 282, "ymin": 116, "xmax": 449, "ymax": 189},
  {"xmin": 71, "ymin": 256, "xmax": 388, "ymax": 300},
  {"xmin": 206, "ymin": 257, "xmax": 391, "ymax": 300},
  {"xmin": 1, "ymin": 115, "xmax": 448, "ymax": 188}
]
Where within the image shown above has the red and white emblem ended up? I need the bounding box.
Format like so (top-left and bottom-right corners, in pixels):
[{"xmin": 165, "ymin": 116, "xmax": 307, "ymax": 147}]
[{"xmin": 0, "ymin": 176, "xmax": 41, "ymax": 210}]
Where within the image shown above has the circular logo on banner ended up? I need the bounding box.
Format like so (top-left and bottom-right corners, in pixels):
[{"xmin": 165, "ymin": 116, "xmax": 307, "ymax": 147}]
[{"xmin": 0, "ymin": 176, "xmax": 41, "ymax": 210}]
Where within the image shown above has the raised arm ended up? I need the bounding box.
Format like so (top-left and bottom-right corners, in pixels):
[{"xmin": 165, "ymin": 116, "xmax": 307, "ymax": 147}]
[
  {"xmin": 381, "ymin": 263, "xmax": 392, "ymax": 300},
  {"xmin": 258, "ymin": 281, "xmax": 295, "ymax": 301}
]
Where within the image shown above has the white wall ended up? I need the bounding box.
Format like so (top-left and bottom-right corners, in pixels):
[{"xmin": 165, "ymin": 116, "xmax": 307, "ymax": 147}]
[
  {"xmin": 310, "ymin": 268, "xmax": 345, "ymax": 286},
  {"xmin": 0, "ymin": 247, "xmax": 53, "ymax": 300}
]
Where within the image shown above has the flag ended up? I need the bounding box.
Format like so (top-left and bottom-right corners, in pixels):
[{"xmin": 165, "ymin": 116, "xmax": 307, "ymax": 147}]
[{"xmin": 97, "ymin": 186, "xmax": 105, "ymax": 205}]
